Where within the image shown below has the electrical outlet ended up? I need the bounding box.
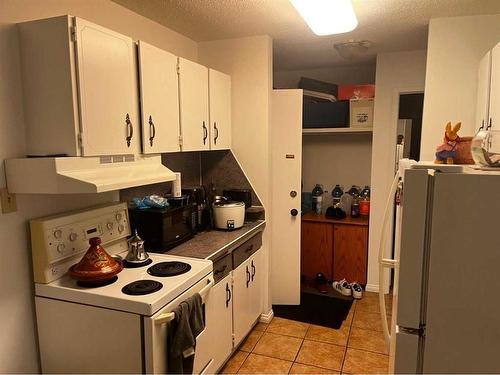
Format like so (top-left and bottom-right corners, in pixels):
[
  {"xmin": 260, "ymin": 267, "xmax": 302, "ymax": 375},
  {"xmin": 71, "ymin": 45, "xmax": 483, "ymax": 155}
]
[{"xmin": 1, "ymin": 188, "xmax": 17, "ymax": 214}]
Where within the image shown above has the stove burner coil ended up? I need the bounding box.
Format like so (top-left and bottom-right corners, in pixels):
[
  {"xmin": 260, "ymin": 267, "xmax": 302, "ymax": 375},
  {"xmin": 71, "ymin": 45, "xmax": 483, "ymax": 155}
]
[
  {"xmin": 147, "ymin": 261, "xmax": 192, "ymax": 277},
  {"xmin": 123, "ymin": 258, "xmax": 153, "ymax": 268},
  {"xmin": 77, "ymin": 276, "xmax": 118, "ymax": 288},
  {"xmin": 122, "ymin": 280, "xmax": 163, "ymax": 295}
]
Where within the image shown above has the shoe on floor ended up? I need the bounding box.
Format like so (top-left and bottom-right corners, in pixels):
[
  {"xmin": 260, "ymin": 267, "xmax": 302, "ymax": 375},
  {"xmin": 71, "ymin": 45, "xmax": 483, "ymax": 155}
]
[
  {"xmin": 332, "ymin": 279, "xmax": 352, "ymax": 296},
  {"xmin": 351, "ymin": 282, "xmax": 363, "ymax": 299}
]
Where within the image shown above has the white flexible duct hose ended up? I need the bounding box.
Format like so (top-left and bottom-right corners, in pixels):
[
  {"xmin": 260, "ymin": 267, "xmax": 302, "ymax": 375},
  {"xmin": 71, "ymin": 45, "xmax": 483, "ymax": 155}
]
[{"xmin": 378, "ymin": 170, "xmax": 400, "ymax": 350}]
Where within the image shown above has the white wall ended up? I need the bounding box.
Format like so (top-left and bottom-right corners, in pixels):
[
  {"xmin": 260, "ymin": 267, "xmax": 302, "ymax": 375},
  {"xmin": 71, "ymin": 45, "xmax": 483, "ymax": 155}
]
[
  {"xmin": 420, "ymin": 14, "xmax": 500, "ymax": 160},
  {"xmin": 0, "ymin": 1, "xmax": 198, "ymax": 372},
  {"xmin": 198, "ymin": 36, "xmax": 273, "ymax": 315},
  {"xmin": 274, "ymin": 64, "xmax": 376, "ymax": 89},
  {"xmin": 302, "ymin": 134, "xmax": 372, "ymax": 209},
  {"xmin": 367, "ymin": 50, "xmax": 427, "ymax": 293}
]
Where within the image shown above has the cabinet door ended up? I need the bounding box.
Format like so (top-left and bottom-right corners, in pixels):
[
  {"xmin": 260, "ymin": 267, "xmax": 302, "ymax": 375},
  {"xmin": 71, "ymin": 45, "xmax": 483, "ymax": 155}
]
[
  {"xmin": 249, "ymin": 249, "xmax": 263, "ymax": 323},
  {"xmin": 178, "ymin": 58, "xmax": 209, "ymax": 151},
  {"xmin": 74, "ymin": 18, "xmax": 139, "ymax": 156},
  {"xmin": 209, "ymin": 69, "xmax": 231, "ymax": 150},
  {"xmin": 232, "ymin": 258, "xmax": 252, "ymax": 346},
  {"xmin": 475, "ymin": 51, "xmax": 492, "ymax": 130},
  {"xmin": 333, "ymin": 224, "xmax": 368, "ymax": 284},
  {"xmin": 138, "ymin": 41, "xmax": 180, "ymax": 153},
  {"xmin": 201, "ymin": 274, "xmax": 233, "ymax": 374},
  {"xmin": 489, "ymin": 42, "xmax": 500, "ymax": 129},
  {"xmin": 301, "ymin": 222, "xmax": 333, "ymax": 280}
]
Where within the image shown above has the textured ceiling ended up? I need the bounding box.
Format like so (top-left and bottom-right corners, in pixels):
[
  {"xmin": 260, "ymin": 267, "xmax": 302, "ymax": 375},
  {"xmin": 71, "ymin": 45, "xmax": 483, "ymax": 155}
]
[{"xmin": 113, "ymin": 0, "xmax": 500, "ymax": 70}]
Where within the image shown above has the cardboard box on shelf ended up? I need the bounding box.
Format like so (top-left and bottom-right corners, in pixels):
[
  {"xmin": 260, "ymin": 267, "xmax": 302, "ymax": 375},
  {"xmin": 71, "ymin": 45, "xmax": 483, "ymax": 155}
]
[{"xmin": 350, "ymin": 99, "xmax": 374, "ymax": 128}]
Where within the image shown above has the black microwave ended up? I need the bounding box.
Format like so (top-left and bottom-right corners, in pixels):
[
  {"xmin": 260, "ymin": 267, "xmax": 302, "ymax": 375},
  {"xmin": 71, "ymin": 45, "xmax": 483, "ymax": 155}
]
[{"xmin": 129, "ymin": 205, "xmax": 195, "ymax": 252}]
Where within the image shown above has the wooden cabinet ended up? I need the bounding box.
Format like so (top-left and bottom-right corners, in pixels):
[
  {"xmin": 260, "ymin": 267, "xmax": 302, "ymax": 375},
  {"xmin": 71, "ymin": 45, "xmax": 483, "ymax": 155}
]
[
  {"xmin": 178, "ymin": 57, "xmax": 210, "ymax": 151},
  {"xmin": 232, "ymin": 248, "xmax": 262, "ymax": 346},
  {"xmin": 301, "ymin": 214, "xmax": 369, "ymax": 284},
  {"xmin": 301, "ymin": 222, "xmax": 333, "ymax": 280},
  {"xmin": 333, "ymin": 224, "xmax": 369, "ymax": 284},
  {"xmin": 209, "ymin": 69, "xmax": 231, "ymax": 150},
  {"xmin": 203, "ymin": 273, "xmax": 233, "ymax": 374},
  {"xmin": 137, "ymin": 41, "xmax": 180, "ymax": 153},
  {"xmin": 18, "ymin": 15, "xmax": 140, "ymax": 156}
]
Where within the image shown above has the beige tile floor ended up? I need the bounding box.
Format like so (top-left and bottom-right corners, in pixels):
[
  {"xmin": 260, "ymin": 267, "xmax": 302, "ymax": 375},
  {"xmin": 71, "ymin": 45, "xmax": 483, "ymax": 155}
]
[{"xmin": 220, "ymin": 292, "xmax": 392, "ymax": 374}]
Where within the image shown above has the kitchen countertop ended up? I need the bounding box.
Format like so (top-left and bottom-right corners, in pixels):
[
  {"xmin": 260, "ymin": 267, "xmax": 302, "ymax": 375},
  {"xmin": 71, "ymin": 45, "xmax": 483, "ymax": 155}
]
[
  {"xmin": 302, "ymin": 212, "xmax": 369, "ymax": 226},
  {"xmin": 168, "ymin": 220, "xmax": 266, "ymax": 262}
]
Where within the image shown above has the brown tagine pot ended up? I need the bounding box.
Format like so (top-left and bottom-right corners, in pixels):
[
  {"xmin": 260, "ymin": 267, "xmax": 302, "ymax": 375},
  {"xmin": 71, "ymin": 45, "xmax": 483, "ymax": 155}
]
[{"xmin": 69, "ymin": 237, "xmax": 123, "ymax": 285}]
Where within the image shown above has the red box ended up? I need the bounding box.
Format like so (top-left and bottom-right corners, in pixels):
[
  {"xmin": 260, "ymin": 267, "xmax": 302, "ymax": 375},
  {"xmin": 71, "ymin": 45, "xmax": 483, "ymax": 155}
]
[{"xmin": 338, "ymin": 85, "xmax": 375, "ymax": 100}]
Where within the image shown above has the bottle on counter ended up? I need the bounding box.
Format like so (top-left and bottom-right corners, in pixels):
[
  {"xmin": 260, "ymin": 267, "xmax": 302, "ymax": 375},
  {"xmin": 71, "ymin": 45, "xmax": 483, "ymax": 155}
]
[
  {"xmin": 312, "ymin": 184, "xmax": 324, "ymax": 215},
  {"xmin": 351, "ymin": 198, "xmax": 360, "ymax": 218},
  {"xmin": 360, "ymin": 185, "xmax": 371, "ymax": 217},
  {"xmin": 347, "ymin": 185, "xmax": 361, "ymax": 198},
  {"xmin": 331, "ymin": 184, "xmax": 344, "ymax": 206}
]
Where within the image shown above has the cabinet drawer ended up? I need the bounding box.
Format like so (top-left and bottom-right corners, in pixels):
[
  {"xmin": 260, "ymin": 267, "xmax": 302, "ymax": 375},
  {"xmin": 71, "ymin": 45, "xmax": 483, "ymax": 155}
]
[
  {"xmin": 232, "ymin": 233, "xmax": 262, "ymax": 269},
  {"xmin": 213, "ymin": 254, "xmax": 232, "ymax": 283}
]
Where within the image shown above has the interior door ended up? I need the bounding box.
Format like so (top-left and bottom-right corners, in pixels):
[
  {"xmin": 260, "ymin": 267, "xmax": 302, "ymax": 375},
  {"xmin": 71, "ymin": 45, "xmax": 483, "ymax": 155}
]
[
  {"xmin": 178, "ymin": 57, "xmax": 209, "ymax": 151},
  {"xmin": 138, "ymin": 41, "xmax": 180, "ymax": 153},
  {"xmin": 204, "ymin": 273, "xmax": 233, "ymax": 373},
  {"xmin": 209, "ymin": 69, "xmax": 231, "ymax": 150},
  {"xmin": 74, "ymin": 18, "xmax": 139, "ymax": 156},
  {"xmin": 271, "ymin": 89, "xmax": 302, "ymax": 305},
  {"xmin": 475, "ymin": 51, "xmax": 492, "ymax": 130},
  {"xmin": 489, "ymin": 42, "xmax": 500, "ymax": 130},
  {"xmin": 232, "ymin": 259, "xmax": 252, "ymax": 346}
]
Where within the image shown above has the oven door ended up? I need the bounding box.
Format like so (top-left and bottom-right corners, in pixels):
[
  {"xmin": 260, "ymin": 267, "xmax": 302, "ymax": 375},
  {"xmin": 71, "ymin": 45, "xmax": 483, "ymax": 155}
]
[{"xmin": 143, "ymin": 275, "xmax": 214, "ymax": 374}]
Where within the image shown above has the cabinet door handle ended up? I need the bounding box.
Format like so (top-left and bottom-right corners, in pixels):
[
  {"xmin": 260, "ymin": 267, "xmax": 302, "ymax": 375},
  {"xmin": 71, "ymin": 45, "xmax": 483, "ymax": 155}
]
[
  {"xmin": 487, "ymin": 118, "xmax": 493, "ymax": 130},
  {"xmin": 251, "ymin": 260, "xmax": 255, "ymax": 281},
  {"xmin": 202, "ymin": 121, "xmax": 208, "ymax": 145},
  {"xmin": 125, "ymin": 113, "xmax": 133, "ymax": 147},
  {"xmin": 214, "ymin": 265, "xmax": 227, "ymax": 276},
  {"xmin": 148, "ymin": 115, "xmax": 156, "ymax": 146},
  {"xmin": 214, "ymin": 122, "xmax": 219, "ymax": 145},
  {"xmin": 246, "ymin": 265, "xmax": 250, "ymax": 288},
  {"xmin": 245, "ymin": 244, "xmax": 254, "ymax": 253},
  {"xmin": 225, "ymin": 282, "xmax": 231, "ymax": 307}
]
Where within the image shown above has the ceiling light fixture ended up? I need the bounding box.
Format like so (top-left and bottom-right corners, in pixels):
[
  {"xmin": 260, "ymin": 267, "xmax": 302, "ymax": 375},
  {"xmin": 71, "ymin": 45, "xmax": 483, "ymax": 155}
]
[
  {"xmin": 290, "ymin": 0, "xmax": 358, "ymax": 36},
  {"xmin": 334, "ymin": 40, "xmax": 372, "ymax": 60}
]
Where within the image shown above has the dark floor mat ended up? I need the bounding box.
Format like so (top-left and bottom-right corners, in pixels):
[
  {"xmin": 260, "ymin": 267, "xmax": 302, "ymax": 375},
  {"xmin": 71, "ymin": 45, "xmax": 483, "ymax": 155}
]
[{"xmin": 273, "ymin": 284, "xmax": 353, "ymax": 329}]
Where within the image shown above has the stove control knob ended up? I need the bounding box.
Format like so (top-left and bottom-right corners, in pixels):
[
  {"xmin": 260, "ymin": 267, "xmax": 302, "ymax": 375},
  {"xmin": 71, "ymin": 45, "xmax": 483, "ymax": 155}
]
[
  {"xmin": 53, "ymin": 229, "xmax": 62, "ymax": 239},
  {"xmin": 106, "ymin": 222, "xmax": 114, "ymax": 230},
  {"xmin": 118, "ymin": 224, "xmax": 125, "ymax": 233},
  {"xmin": 69, "ymin": 233, "xmax": 78, "ymax": 242},
  {"xmin": 56, "ymin": 244, "xmax": 66, "ymax": 253},
  {"xmin": 115, "ymin": 213, "xmax": 123, "ymax": 222}
]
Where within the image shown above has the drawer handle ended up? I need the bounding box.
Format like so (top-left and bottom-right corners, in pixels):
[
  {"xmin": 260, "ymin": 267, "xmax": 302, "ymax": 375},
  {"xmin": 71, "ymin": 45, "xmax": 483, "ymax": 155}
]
[
  {"xmin": 214, "ymin": 122, "xmax": 219, "ymax": 145},
  {"xmin": 148, "ymin": 115, "xmax": 156, "ymax": 146},
  {"xmin": 225, "ymin": 282, "xmax": 231, "ymax": 307},
  {"xmin": 202, "ymin": 121, "xmax": 208, "ymax": 145},
  {"xmin": 214, "ymin": 265, "xmax": 227, "ymax": 275},
  {"xmin": 125, "ymin": 113, "xmax": 133, "ymax": 147},
  {"xmin": 245, "ymin": 244, "xmax": 254, "ymax": 253},
  {"xmin": 246, "ymin": 265, "xmax": 250, "ymax": 288},
  {"xmin": 251, "ymin": 260, "xmax": 255, "ymax": 281}
]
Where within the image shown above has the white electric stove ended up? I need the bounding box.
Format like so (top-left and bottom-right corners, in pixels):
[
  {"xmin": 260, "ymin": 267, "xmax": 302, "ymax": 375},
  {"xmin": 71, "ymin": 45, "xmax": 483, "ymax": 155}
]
[{"xmin": 31, "ymin": 202, "xmax": 215, "ymax": 374}]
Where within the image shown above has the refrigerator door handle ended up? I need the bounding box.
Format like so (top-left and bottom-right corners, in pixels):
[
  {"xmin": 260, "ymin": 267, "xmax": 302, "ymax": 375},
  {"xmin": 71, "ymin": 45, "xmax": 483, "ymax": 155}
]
[{"xmin": 378, "ymin": 171, "xmax": 401, "ymax": 350}]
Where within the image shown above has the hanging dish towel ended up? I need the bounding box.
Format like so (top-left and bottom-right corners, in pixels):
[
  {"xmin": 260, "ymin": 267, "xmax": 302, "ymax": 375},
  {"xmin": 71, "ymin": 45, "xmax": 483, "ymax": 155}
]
[{"xmin": 167, "ymin": 293, "xmax": 204, "ymax": 374}]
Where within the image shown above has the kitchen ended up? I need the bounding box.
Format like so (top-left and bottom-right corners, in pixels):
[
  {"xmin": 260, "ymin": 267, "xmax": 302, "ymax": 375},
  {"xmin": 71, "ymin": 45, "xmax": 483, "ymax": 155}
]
[{"xmin": 1, "ymin": 1, "xmax": 500, "ymax": 374}]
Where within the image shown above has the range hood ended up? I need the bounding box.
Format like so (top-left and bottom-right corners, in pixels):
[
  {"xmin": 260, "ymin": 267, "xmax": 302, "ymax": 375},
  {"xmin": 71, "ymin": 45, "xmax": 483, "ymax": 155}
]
[{"xmin": 5, "ymin": 155, "xmax": 176, "ymax": 194}]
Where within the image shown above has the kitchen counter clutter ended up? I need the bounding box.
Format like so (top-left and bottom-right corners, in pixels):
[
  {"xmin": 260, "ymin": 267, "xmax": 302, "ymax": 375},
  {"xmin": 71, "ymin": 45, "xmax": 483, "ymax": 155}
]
[
  {"xmin": 301, "ymin": 213, "xmax": 369, "ymax": 285},
  {"xmin": 168, "ymin": 220, "xmax": 266, "ymax": 261}
]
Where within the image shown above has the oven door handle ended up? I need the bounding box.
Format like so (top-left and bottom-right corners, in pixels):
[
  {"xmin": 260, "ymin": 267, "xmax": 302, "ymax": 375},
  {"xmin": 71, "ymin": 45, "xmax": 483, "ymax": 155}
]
[{"xmin": 154, "ymin": 279, "xmax": 214, "ymax": 326}]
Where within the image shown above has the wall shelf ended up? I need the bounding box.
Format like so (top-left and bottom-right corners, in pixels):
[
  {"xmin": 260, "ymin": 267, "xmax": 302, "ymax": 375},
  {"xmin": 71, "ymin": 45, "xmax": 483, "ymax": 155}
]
[{"xmin": 302, "ymin": 127, "xmax": 373, "ymax": 135}]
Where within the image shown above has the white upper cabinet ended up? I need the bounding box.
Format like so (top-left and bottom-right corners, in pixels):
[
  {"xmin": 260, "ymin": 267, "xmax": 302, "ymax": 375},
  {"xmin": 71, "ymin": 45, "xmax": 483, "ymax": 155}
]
[
  {"xmin": 178, "ymin": 57, "xmax": 210, "ymax": 151},
  {"xmin": 209, "ymin": 69, "xmax": 232, "ymax": 150},
  {"xmin": 489, "ymin": 42, "xmax": 500, "ymax": 129},
  {"xmin": 73, "ymin": 18, "xmax": 140, "ymax": 156},
  {"xmin": 475, "ymin": 51, "xmax": 492, "ymax": 130},
  {"xmin": 18, "ymin": 16, "xmax": 140, "ymax": 157},
  {"xmin": 138, "ymin": 41, "xmax": 180, "ymax": 154}
]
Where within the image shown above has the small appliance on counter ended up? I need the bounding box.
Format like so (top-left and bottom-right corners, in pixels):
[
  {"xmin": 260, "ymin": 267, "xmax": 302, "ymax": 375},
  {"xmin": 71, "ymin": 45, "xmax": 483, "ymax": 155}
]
[
  {"xmin": 212, "ymin": 196, "xmax": 245, "ymax": 230},
  {"xmin": 223, "ymin": 189, "xmax": 253, "ymax": 208},
  {"xmin": 129, "ymin": 205, "xmax": 195, "ymax": 252},
  {"xmin": 182, "ymin": 186, "xmax": 211, "ymax": 232}
]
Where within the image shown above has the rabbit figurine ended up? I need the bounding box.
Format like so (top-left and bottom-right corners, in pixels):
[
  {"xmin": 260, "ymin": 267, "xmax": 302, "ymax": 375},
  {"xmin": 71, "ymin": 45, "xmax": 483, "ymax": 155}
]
[{"xmin": 435, "ymin": 122, "xmax": 461, "ymax": 164}]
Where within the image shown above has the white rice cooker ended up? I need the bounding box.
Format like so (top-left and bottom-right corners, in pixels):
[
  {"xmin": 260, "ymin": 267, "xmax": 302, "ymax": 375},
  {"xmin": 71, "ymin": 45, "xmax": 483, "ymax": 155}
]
[{"xmin": 212, "ymin": 200, "xmax": 245, "ymax": 230}]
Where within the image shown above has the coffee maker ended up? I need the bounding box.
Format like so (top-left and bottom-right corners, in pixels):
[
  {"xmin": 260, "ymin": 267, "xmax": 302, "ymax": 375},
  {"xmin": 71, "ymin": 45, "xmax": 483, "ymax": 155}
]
[{"xmin": 182, "ymin": 186, "xmax": 210, "ymax": 232}]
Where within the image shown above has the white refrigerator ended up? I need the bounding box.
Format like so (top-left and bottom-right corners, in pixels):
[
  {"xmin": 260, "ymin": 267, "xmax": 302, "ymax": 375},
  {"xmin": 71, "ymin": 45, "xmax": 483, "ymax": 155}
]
[{"xmin": 382, "ymin": 165, "xmax": 500, "ymax": 373}]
